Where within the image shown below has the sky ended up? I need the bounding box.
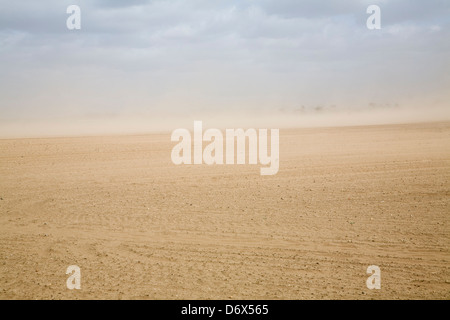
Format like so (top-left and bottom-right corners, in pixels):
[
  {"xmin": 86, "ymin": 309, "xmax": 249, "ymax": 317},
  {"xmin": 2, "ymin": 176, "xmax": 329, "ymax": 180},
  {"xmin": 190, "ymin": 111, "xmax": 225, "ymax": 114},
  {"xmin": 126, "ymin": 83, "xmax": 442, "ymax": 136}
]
[{"xmin": 0, "ymin": 0, "xmax": 449, "ymax": 136}]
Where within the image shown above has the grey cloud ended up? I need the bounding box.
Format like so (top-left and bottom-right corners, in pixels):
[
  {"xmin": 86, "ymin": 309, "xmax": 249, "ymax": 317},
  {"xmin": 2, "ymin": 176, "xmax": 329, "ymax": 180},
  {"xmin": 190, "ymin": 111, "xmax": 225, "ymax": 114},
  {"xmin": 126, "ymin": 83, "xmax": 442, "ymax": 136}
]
[{"xmin": 0, "ymin": 0, "xmax": 448, "ymax": 122}]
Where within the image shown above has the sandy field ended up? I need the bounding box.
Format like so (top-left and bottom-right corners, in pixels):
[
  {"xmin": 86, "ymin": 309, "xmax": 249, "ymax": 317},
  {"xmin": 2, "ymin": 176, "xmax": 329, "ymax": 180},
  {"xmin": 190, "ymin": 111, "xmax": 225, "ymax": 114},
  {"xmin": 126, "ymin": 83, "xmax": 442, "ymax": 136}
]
[{"xmin": 0, "ymin": 121, "xmax": 449, "ymax": 300}]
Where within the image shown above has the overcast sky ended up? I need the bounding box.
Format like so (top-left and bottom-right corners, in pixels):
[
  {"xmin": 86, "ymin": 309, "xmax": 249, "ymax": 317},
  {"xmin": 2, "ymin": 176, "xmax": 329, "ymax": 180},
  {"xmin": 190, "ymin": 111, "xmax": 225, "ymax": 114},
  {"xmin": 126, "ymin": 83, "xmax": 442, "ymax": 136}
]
[{"xmin": 0, "ymin": 0, "xmax": 449, "ymax": 129}]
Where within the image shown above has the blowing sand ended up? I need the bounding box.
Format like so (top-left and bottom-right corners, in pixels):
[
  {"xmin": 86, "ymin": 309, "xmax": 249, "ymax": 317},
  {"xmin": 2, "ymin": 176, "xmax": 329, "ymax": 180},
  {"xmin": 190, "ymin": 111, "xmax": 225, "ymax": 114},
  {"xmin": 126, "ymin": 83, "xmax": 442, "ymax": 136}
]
[{"xmin": 0, "ymin": 121, "xmax": 449, "ymax": 299}]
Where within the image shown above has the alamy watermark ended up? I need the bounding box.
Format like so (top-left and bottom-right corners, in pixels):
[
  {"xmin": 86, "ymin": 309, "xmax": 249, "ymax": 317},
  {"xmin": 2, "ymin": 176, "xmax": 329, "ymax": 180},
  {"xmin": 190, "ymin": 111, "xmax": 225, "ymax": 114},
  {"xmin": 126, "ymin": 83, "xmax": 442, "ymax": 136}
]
[
  {"xmin": 66, "ymin": 265, "xmax": 81, "ymax": 290},
  {"xmin": 66, "ymin": 5, "xmax": 81, "ymax": 30},
  {"xmin": 66, "ymin": 5, "xmax": 381, "ymax": 31},
  {"xmin": 171, "ymin": 121, "xmax": 279, "ymax": 175},
  {"xmin": 367, "ymin": 5, "xmax": 381, "ymax": 30},
  {"xmin": 366, "ymin": 265, "xmax": 381, "ymax": 289}
]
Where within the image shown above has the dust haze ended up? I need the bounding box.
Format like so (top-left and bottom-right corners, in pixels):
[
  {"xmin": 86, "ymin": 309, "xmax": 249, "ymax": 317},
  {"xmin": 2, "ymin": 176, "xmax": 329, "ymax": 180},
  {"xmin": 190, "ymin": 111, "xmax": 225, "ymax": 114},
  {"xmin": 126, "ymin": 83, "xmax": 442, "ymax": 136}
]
[{"xmin": 1, "ymin": 104, "xmax": 449, "ymax": 138}]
